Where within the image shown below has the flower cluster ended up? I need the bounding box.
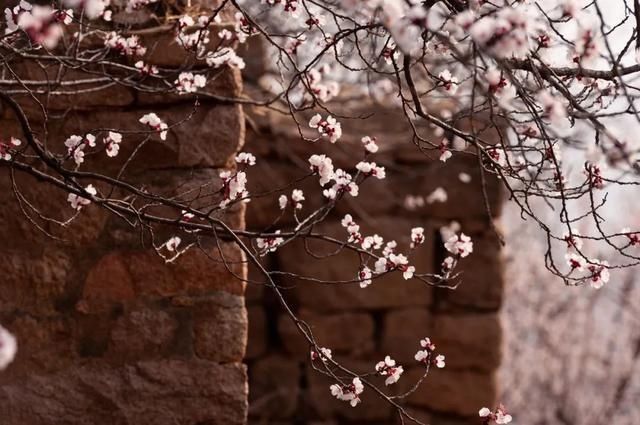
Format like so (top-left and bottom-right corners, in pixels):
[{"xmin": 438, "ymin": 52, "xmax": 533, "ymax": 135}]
[
  {"xmin": 310, "ymin": 347, "xmax": 332, "ymax": 362},
  {"xmin": 205, "ymin": 47, "xmax": 246, "ymax": 69},
  {"xmin": 219, "ymin": 170, "xmax": 249, "ymax": 208},
  {"xmin": 134, "ymin": 61, "xmax": 159, "ymax": 76},
  {"xmin": 0, "ymin": 137, "xmax": 22, "ymax": 161},
  {"xmin": 5, "ymin": 2, "xmax": 68, "ymax": 49},
  {"xmin": 256, "ymin": 231, "xmax": 285, "ymax": 254},
  {"xmin": 355, "ymin": 161, "xmax": 386, "ymax": 179},
  {"xmin": 309, "ymin": 114, "xmax": 342, "ymax": 143},
  {"xmin": 103, "ymin": 132, "xmax": 122, "ymax": 157},
  {"xmin": 279, "ymin": 189, "xmax": 305, "ymax": 210},
  {"xmin": 308, "ymin": 154, "xmax": 335, "ymax": 186},
  {"xmin": 329, "ymin": 377, "xmax": 364, "ymax": 407},
  {"xmin": 176, "ymin": 14, "xmax": 213, "ymax": 51},
  {"xmin": 104, "ymin": 32, "xmax": 147, "ymax": 57},
  {"xmin": 479, "ymin": 405, "xmax": 513, "ymax": 424},
  {"xmin": 65, "ymin": 134, "xmax": 96, "ymax": 166},
  {"xmin": 67, "ymin": 184, "xmax": 97, "ymax": 210},
  {"xmin": 175, "ymin": 72, "xmax": 207, "ymax": 94},
  {"xmin": 361, "ymin": 136, "xmax": 379, "ymax": 153},
  {"xmin": 414, "ymin": 337, "xmax": 445, "ymax": 369},
  {"xmin": 410, "ymin": 227, "xmax": 425, "ymax": 249},
  {"xmin": 305, "ymin": 67, "xmax": 340, "ymax": 102},
  {"xmin": 139, "ymin": 113, "xmax": 168, "ymax": 141},
  {"xmin": 375, "ymin": 356, "xmax": 403, "ymax": 386}
]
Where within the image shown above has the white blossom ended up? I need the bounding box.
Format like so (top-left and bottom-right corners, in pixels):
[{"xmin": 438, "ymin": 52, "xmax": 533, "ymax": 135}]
[
  {"xmin": 0, "ymin": 325, "xmax": 17, "ymax": 370},
  {"xmin": 67, "ymin": 184, "xmax": 97, "ymax": 210},
  {"xmin": 139, "ymin": 113, "xmax": 168, "ymax": 141}
]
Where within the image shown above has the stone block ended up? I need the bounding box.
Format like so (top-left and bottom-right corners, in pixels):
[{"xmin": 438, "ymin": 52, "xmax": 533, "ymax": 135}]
[
  {"xmin": 381, "ymin": 308, "xmax": 432, "ymax": 364},
  {"xmin": 0, "ymin": 249, "xmax": 72, "ymax": 315},
  {"xmin": 435, "ymin": 231, "xmax": 504, "ymax": 311},
  {"xmin": 403, "ymin": 368, "xmax": 497, "ymax": 417},
  {"xmin": 246, "ymin": 306, "xmax": 267, "ymax": 360},
  {"xmin": 249, "ymin": 355, "xmax": 301, "ymax": 420},
  {"xmin": 0, "ymin": 360, "xmax": 248, "ymax": 425},
  {"xmin": 108, "ymin": 308, "xmax": 178, "ymax": 360},
  {"xmin": 431, "ymin": 313, "xmax": 502, "ymax": 372},
  {"xmin": 386, "ymin": 155, "xmax": 504, "ymax": 220},
  {"xmin": 193, "ymin": 292, "xmax": 247, "ymax": 363},
  {"xmin": 0, "ymin": 170, "xmax": 108, "ymax": 249},
  {"xmin": 0, "ymin": 316, "xmax": 77, "ymax": 382},
  {"xmin": 77, "ymin": 252, "xmax": 136, "ymax": 314},
  {"xmin": 278, "ymin": 310, "xmax": 375, "ymax": 357},
  {"xmin": 124, "ymin": 243, "xmax": 246, "ymax": 298}
]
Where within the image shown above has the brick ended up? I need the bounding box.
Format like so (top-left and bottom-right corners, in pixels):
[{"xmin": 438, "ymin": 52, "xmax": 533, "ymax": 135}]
[
  {"xmin": 435, "ymin": 231, "xmax": 504, "ymax": 311},
  {"xmin": 403, "ymin": 368, "xmax": 497, "ymax": 417},
  {"xmin": 431, "ymin": 313, "xmax": 502, "ymax": 372},
  {"xmin": 0, "ymin": 249, "xmax": 72, "ymax": 316},
  {"xmin": 249, "ymin": 355, "xmax": 301, "ymax": 420},
  {"xmin": 193, "ymin": 292, "xmax": 247, "ymax": 363},
  {"xmin": 78, "ymin": 253, "xmax": 136, "ymax": 314},
  {"xmin": 0, "ymin": 170, "xmax": 108, "ymax": 249},
  {"xmin": 108, "ymin": 308, "xmax": 178, "ymax": 360},
  {"xmin": 124, "ymin": 243, "xmax": 246, "ymax": 298},
  {"xmin": 0, "ymin": 360, "xmax": 248, "ymax": 425},
  {"xmin": 0, "ymin": 316, "xmax": 77, "ymax": 383},
  {"xmin": 170, "ymin": 103, "xmax": 245, "ymax": 168},
  {"xmin": 386, "ymin": 155, "xmax": 504, "ymax": 220},
  {"xmin": 245, "ymin": 160, "xmax": 324, "ymax": 230},
  {"xmin": 278, "ymin": 310, "xmax": 375, "ymax": 357},
  {"xmin": 381, "ymin": 308, "xmax": 432, "ymax": 364},
  {"xmin": 246, "ymin": 306, "xmax": 268, "ymax": 360}
]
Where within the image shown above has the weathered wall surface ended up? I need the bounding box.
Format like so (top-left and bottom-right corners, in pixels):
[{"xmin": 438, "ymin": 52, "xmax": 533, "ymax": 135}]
[
  {"xmin": 0, "ymin": 53, "xmax": 248, "ymax": 423},
  {"xmin": 244, "ymin": 103, "xmax": 505, "ymax": 425}
]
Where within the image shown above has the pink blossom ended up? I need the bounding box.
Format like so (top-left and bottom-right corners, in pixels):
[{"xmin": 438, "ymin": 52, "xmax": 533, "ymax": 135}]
[
  {"xmin": 0, "ymin": 325, "xmax": 17, "ymax": 370},
  {"xmin": 103, "ymin": 132, "xmax": 122, "ymax": 158},
  {"xmin": 375, "ymin": 356, "xmax": 404, "ymax": 385},
  {"xmin": 329, "ymin": 377, "xmax": 363, "ymax": 407},
  {"xmin": 165, "ymin": 236, "xmax": 181, "ymax": 252},
  {"xmin": 139, "ymin": 113, "xmax": 168, "ymax": 140},
  {"xmin": 67, "ymin": 184, "xmax": 97, "ymax": 210},
  {"xmin": 410, "ymin": 227, "xmax": 425, "ymax": 248},
  {"xmin": 444, "ymin": 233, "xmax": 473, "ymax": 258}
]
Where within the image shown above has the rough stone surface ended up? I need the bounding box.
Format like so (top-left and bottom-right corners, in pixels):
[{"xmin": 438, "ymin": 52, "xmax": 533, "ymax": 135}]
[
  {"xmin": 0, "ymin": 360, "xmax": 248, "ymax": 425},
  {"xmin": 246, "ymin": 306, "xmax": 268, "ymax": 360},
  {"xmin": 249, "ymin": 355, "xmax": 301, "ymax": 421},
  {"xmin": 124, "ymin": 245, "xmax": 246, "ymax": 298},
  {"xmin": 436, "ymin": 231, "xmax": 504, "ymax": 311},
  {"xmin": 0, "ymin": 55, "xmax": 248, "ymax": 424},
  {"xmin": 108, "ymin": 308, "xmax": 178, "ymax": 360},
  {"xmin": 278, "ymin": 310, "xmax": 375, "ymax": 357},
  {"xmin": 431, "ymin": 313, "xmax": 502, "ymax": 372},
  {"xmin": 381, "ymin": 308, "xmax": 432, "ymax": 364},
  {"xmin": 404, "ymin": 368, "xmax": 497, "ymax": 417},
  {"xmin": 193, "ymin": 292, "xmax": 248, "ymax": 363}
]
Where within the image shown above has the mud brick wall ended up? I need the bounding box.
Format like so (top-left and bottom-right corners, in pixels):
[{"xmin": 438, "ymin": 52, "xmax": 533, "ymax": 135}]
[
  {"xmin": 0, "ymin": 47, "xmax": 248, "ymax": 424},
  {"xmin": 244, "ymin": 104, "xmax": 505, "ymax": 425}
]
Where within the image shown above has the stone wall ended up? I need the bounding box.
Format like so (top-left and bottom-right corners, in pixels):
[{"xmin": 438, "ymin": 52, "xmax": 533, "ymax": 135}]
[
  {"xmin": 0, "ymin": 50, "xmax": 249, "ymax": 423},
  {"xmin": 244, "ymin": 103, "xmax": 505, "ymax": 425}
]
